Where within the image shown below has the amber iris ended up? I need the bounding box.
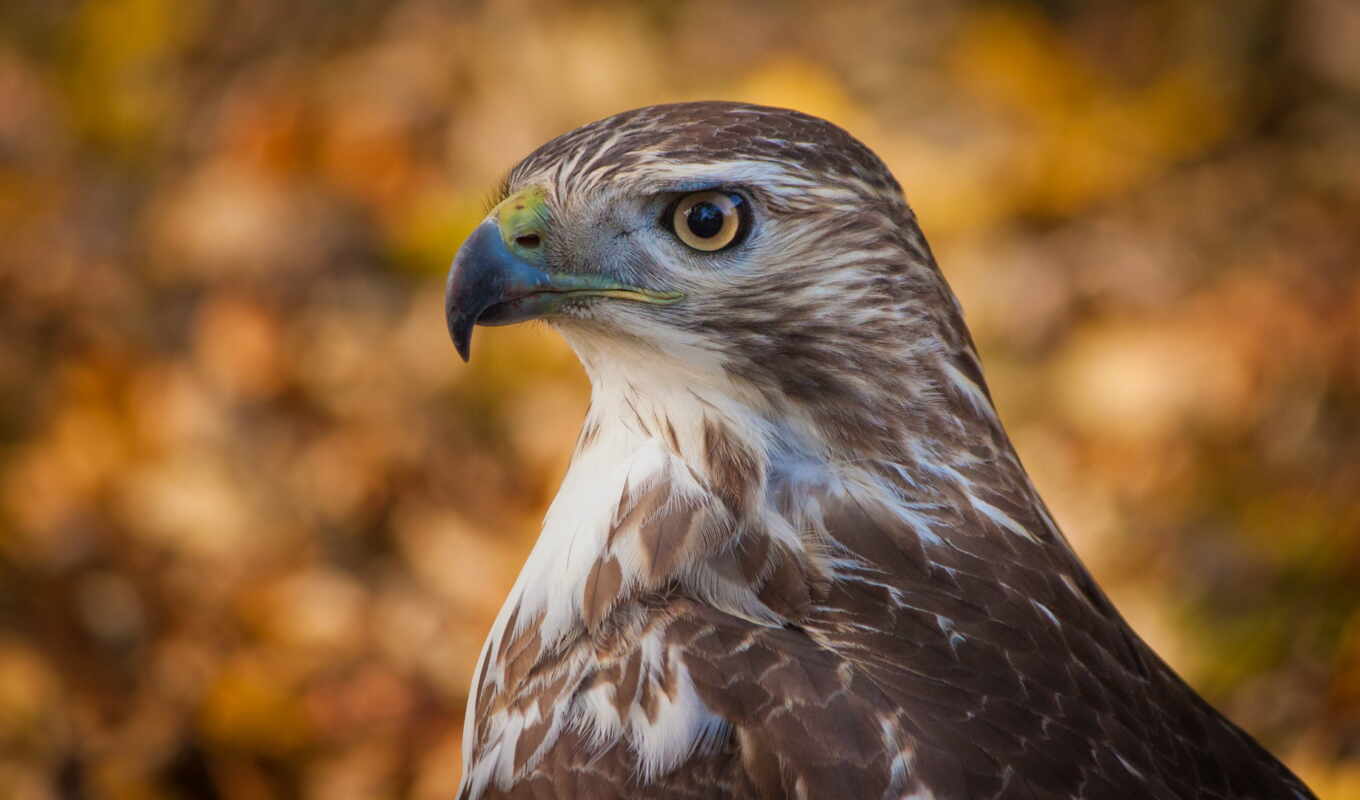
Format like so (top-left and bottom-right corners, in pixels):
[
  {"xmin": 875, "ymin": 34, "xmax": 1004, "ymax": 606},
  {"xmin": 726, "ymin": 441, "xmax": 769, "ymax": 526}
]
[{"xmin": 672, "ymin": 191, "xmax": 745, "ymax": 251}]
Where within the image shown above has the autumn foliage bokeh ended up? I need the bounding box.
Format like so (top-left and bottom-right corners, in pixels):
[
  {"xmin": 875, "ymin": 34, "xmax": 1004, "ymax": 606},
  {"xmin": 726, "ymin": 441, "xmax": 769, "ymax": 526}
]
[{"xmin": 1, "ymin": 1, "xmax": 1358, "ymax": 798}]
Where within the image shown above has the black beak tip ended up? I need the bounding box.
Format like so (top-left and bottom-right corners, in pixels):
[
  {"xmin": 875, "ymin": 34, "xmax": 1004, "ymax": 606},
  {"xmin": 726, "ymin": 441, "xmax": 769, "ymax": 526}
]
[
  {"xmin": 444, "ymin": 276, "xmax": 476, "ymax": 362},
  {"xmin": 447, "ymin": 309, "xmax": 473, "ymax": 362}
]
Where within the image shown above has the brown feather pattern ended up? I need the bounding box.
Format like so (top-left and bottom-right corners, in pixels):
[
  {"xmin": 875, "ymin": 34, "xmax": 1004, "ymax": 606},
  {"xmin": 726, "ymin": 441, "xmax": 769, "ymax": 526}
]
[{"xmin": 456, "ymin": 103, "xmax": 1314, "ymax": 800}]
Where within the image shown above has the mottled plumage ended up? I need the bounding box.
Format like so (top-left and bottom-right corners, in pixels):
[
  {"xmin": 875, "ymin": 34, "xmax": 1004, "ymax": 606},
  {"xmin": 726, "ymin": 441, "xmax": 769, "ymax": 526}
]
[{"xmin": 446, "ymin": 102, "xmax": 1313, "ymax": 799}]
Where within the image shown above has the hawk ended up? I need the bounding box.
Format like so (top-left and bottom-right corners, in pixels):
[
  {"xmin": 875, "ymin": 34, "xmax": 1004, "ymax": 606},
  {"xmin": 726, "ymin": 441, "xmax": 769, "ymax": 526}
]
[{"xmin": 443, "ymin": 102, "xmax": 1314, "ymax": 799}]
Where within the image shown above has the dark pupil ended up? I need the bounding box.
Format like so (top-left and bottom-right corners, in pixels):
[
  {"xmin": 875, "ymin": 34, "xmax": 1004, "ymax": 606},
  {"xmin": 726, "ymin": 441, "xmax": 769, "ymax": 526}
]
[{"xmin": 686, "ymin": 202, "xmax": 724, "ymax": 238}]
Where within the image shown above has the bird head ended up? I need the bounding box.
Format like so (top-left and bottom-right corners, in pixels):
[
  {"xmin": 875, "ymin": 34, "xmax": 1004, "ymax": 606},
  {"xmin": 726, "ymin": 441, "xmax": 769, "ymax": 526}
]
[{"xmin": 446, "ymin": 102, "xmax": 982, "ymax": 453}]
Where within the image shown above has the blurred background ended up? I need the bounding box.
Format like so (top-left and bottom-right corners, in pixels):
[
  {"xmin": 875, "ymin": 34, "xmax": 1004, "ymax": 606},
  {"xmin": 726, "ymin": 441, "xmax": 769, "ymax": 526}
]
[{"xmin": 1, "ymin": 0, "xmax": 1358, "ymax": 797}]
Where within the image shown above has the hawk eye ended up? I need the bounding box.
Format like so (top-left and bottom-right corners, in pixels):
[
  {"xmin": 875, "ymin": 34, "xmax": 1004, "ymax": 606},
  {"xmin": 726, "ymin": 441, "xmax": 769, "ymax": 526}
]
[{"xmin": 669, "ymin": 191, "xmax": 747, "ymax": 252}]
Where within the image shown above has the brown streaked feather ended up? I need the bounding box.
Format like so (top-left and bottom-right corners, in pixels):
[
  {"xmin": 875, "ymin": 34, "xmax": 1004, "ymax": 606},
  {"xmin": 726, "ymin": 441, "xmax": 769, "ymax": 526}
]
[
  {"xmin": 638, "ymin": 498, "xmax": 700, "ymax": 580},
  {"xmin": 610, "ymin": 477, "xmax": 669, "ymax": 541},
  {"xmin": 581, "ymin": 556, "xmax": 623, "ymax": 631},
  {"xmin": 703, "ymin": 418, "xmax": 760, "ymax": 518}
]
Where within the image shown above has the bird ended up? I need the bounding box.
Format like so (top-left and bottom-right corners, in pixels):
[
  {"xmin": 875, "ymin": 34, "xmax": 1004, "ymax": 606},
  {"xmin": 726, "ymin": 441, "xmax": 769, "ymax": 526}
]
[{"xmin": 443, "ymin": 102, "xmax": 1315, "ymax": 800}]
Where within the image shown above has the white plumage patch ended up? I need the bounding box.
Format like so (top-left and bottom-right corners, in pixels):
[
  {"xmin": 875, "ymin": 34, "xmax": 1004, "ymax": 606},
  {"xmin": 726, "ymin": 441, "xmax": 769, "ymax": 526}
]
[
  {"xmin": 625, "ymin": 642, "xmax": 730, "ymax": 779},
  {"xmin": 461, "ymin": 341, "xmax": 770, "ymax": 793}
]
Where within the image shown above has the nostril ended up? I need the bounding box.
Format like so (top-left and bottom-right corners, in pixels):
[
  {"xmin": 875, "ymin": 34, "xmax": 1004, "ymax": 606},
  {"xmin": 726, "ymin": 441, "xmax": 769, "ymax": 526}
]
[{"xmin": 515, "ymin": 234, "xmax": 541, "ymax": 249}]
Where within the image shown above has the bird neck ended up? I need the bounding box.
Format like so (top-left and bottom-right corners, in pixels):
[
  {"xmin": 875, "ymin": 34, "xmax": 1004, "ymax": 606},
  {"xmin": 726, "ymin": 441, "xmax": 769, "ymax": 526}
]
[
  {"xmin": 492, "ymin": 326, "xmax": 1043, "ymax": 654},
  {"xmin": 493, "ymin": 336, "xmax": 774, "ymax": 642}
]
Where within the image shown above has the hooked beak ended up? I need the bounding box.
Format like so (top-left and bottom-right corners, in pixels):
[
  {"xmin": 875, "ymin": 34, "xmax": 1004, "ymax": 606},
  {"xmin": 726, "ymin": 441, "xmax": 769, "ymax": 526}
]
[{"xmin": 443, "ymin": 188, "xmax": 682, "ymax": 361}]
